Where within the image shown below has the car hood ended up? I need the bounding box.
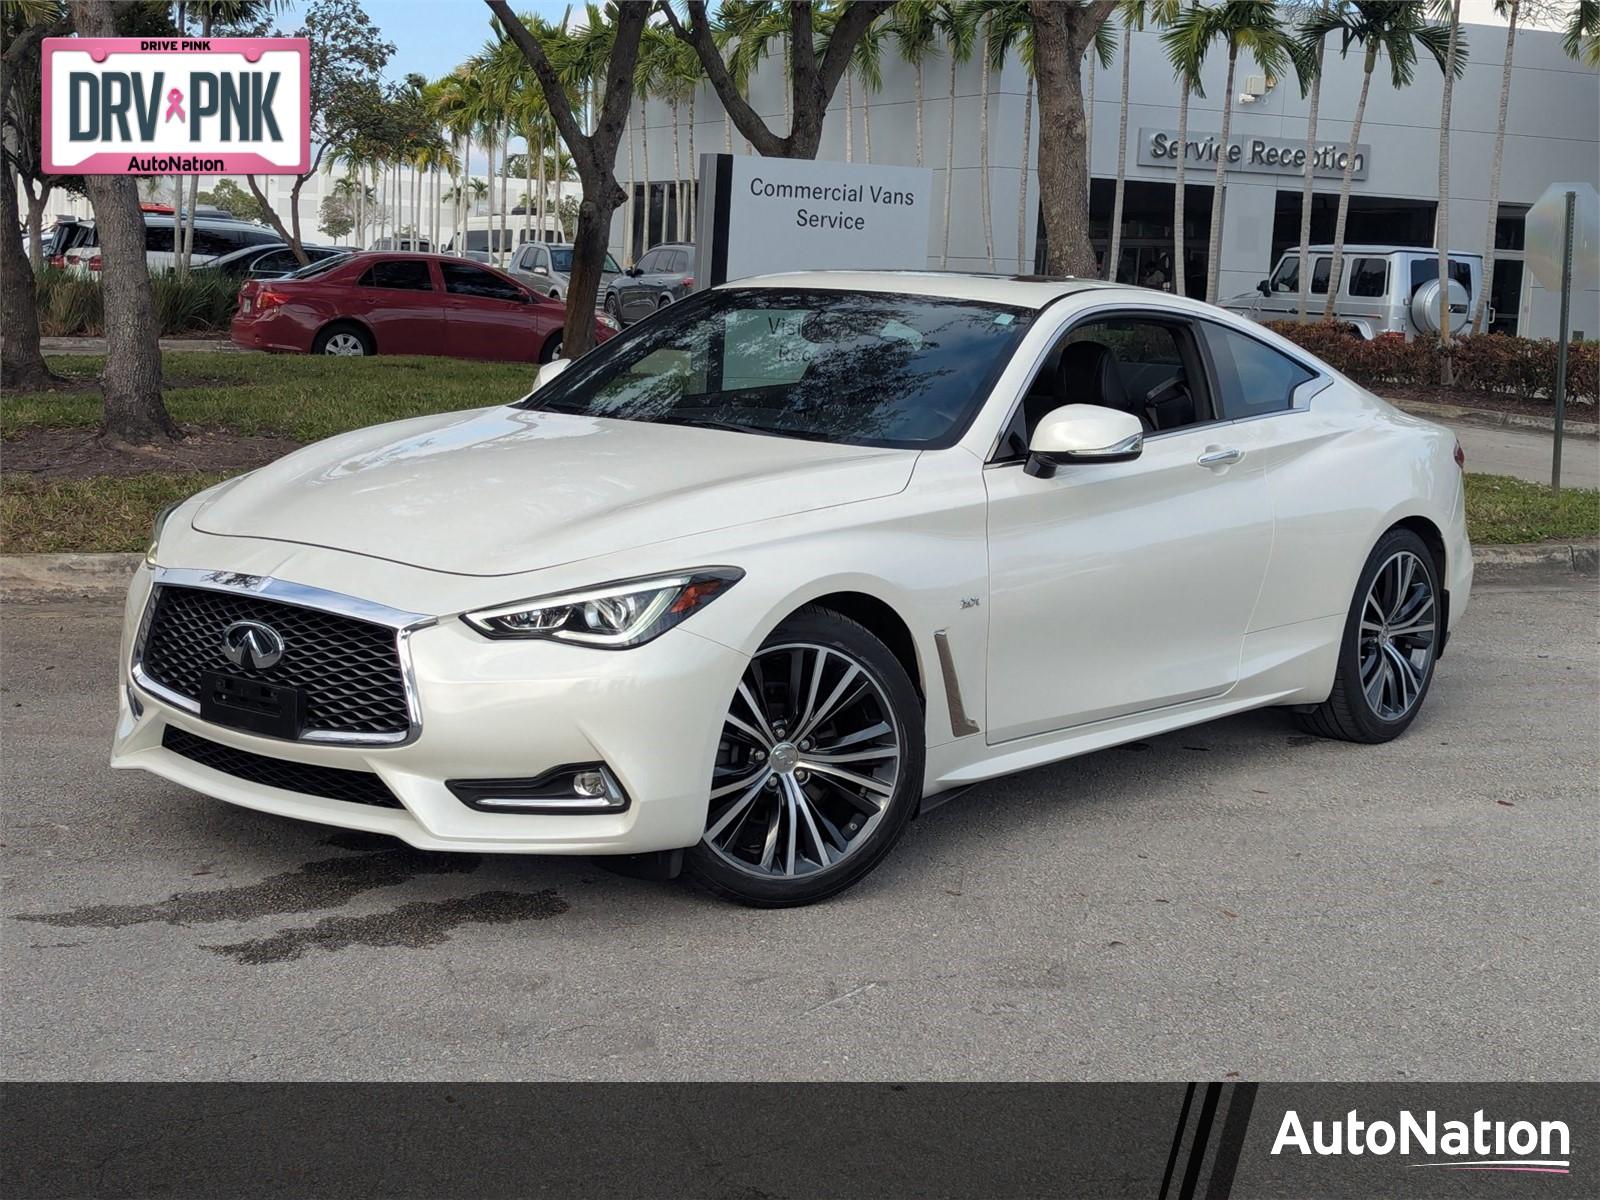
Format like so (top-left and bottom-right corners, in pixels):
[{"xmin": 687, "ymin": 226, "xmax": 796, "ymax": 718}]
[{"xmin": 192, "ymin": 406, "xmax": 916, "ymax": 577}]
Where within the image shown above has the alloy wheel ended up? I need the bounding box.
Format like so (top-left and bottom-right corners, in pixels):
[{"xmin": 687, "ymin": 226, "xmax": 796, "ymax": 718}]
[
  {"xmin": 323, "ymin": 332, "xmax": 366, "ymax": 356},
  {"xmin": 1358, "ymin": 549, "xmax": 1436, "ymax": 721},
  {"xmin": 702, "ymin": 642, "xmax": 901, "ymax": 879}
]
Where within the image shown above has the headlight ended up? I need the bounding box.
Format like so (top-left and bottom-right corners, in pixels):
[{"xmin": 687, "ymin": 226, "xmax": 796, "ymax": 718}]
[
  {"xmin": 462, "ymin": 568, "xmax": 742, "ymax": 647},
  {"xmin": 595, "ymin": 311, "xmax": 620, "ymax": 331},
  {"xmin": 145, "ymin": 502, "xmax": 181, "ymax": 565}
]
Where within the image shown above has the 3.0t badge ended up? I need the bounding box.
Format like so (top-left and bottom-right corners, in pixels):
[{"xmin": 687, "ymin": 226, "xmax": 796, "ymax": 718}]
[{"xmin": 221, "ymin": 620, "xmax": 285, "ymax": 670}]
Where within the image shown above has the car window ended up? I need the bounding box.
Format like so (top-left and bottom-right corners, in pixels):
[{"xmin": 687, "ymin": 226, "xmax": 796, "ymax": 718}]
[
  {"xmin": 1349, "ymin": 258, "xmax": 1388, "ymax": 297},
  {"xmin": 358, "ymin": 260, "xmax": 434, "ymax": 290},
  {"xmin": 1310, "ymin": 257, "xmax": 1334, "ymax": 294},
  {"xmin": 523, "ymin": 288, "xmax": 1034, "ymax": 450},
  {"xmin": 144, "ymin": 225, "xmax": 176, "ymax": 253},
  {"xmin": 237, "ymin": 227, "xmax": 280, "ymax": 247},
  {"xmin": 670, "ymin": 251, "xmax": 691, "ymax": 273},
  {"xmin": 1054, "ymin": 318, "xmax": 1203, "ymax": 435},
  {"xmin": 288, "ymin": 255, "xmax": 349, "ymax": 280},
  {"xmin": 1409, "ymin": 258, "xmax": 1474, "ymax": 298},
  {"xmin": 248, "ymin": 250, "xmax": 295, "ymax": 276},
  {"xmin": 635, "ymin": 250, "xmax": 661, "ymax": 273},
  {"xmin": 1268, "ymin": 257, "xmax": 1299, "ymax": 292},
  {"xmin": 440, "ymin": 261, "xmax": 525, "ymax": 301},
  {"xmin": 191, "ymin": 228, "xmax": 238, "ymax": 257},
  {"xmin": 1202, "ymin": 323, "xmax": 1316, "ymax": 419}
]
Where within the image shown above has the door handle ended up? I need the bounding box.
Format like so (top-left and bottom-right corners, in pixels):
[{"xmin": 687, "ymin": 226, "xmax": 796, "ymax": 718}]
[{"xmin": 1197, "ymin": 447, "xmax": 1244, "ymax": 468}]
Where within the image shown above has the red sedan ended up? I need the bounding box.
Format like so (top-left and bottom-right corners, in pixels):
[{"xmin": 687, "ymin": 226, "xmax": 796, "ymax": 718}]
[{"xmin": 230, "ymin": 252, "xmax": 619, "ymax": 362}]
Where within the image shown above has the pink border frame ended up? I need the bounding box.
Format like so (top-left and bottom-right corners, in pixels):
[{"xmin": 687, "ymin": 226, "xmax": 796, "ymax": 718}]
[{"xmin": 42, "ymin": 36, "xmax": 310, "ymax": 175}]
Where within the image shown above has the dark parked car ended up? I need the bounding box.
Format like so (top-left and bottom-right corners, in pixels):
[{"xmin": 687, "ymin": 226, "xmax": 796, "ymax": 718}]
[
  {"xmin": 230, "ymin": 252, "xmax": 619, "ymax": 362},
  {"xmin": 603, "ymin": 242, "xmax": 695, "ymax": 325},
  {"xmin": 196, "ymin": 243, "xmax": 347, "ymax": 280}
]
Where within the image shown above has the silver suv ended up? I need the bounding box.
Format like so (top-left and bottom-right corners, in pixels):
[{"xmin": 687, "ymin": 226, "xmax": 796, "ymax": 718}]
[
  {"xmin": 1222, "ymin": 245, "xmax": 1483, "ymax": 340},
  {"xmin": 507, "ymin": 241, "xmax": 621, "ymax": 301}
]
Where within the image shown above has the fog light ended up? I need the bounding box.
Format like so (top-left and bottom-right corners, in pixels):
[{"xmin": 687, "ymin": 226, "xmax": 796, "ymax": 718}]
[
  {"xmin": 125, "ymin": 682, "xmax": 145, "ymax": 718},
  {"xmin": 447, "ymin": 764, "xmax": 629, "ymax": 814}
]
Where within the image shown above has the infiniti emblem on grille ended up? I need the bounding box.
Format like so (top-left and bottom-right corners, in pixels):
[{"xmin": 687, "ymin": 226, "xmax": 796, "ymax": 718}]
[{"xmin": 221, "ymin": 620, "xmax": 285, "ymax": 670}]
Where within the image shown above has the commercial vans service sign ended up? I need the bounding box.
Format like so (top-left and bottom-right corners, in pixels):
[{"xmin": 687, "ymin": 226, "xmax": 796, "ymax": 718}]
[
  {"xmin": 43, "ymin": 37, "xmax": 309, "ymax": 175},
  {"xmin": 706, "ymin": 154, "xmax": 933, "ymax": 282}
]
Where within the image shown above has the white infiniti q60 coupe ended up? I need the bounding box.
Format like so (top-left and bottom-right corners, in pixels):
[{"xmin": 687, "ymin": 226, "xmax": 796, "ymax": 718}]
[{"xmin": 115, "ymin": 272, "xmax": 1472, "ymax": 905}]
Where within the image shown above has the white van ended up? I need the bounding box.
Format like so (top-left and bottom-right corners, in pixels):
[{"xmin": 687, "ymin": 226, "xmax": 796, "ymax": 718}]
[{"xmin": 62, "ymin": 213, "xmax": 282, "ymax": 276}]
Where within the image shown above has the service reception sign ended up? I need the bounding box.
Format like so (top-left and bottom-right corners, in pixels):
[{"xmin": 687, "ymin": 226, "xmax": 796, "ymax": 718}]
[
  {"xmin": 42, "ymin": 37, "xmax": 309, "ymax": 175},
  {"xmin": 695, "ymin": 153, "xmax": 933, "ymax": 287}
]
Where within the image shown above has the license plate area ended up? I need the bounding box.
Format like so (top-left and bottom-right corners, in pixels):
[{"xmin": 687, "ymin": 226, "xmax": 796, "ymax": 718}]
[{"xmin": 199, "ymin": 671, "xmax": 304, "ymax": 739}]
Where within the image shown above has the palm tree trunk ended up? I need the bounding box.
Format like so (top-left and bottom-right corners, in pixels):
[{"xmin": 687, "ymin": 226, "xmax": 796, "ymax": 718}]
[
  {"xmin": 499, "ymin": 122, "xmax": 510, "ymax": 264},
  {"xmin": 845, "ymin": 70, "xmax": 854, "ymax": 161},
  {"xmin": 525, "ymin": 135, "xmax": 534, "ymax": 243},
  {"xmin": 671, "ymin": 97, "xmax": 684, "ymax": 241},
  {"xmin": 687, "ymin": 88, "xmax": 697, "ymax": 240},
  {"xmin": 1108, "ymin": 27, "xmax": 1131, "ymax": 282},
  {"xmin": 863, "ymin": 75, "xmax": 873, "ymax": 162},
  {"xmin": 1296, "ymin": 21, "xmax": 1326, "ymax": 321},
  {"xmin": 1084, "ymin": 38, "xmax": 1095, "ymax": 202},
  {"xmin": 1017, "ymin": 75, "xmax": 1033, "ymax": 273},
  {"xmin": 914, "ymin": 59, "xmax": 925, "ymax": 166},
  {"xmin": 979, "ymin": 38, "xmax": 993, "ymax": 271},
  {"xmin": 1324, "ymin": 46, "xmax": 1376, "ymax": 321},
  {"xmin": 1173, "ymin": 75, "xmax": 1190, "ymax": 296},
  {"xmin": 942, "ymin": 47, "xmax": 957, "ymax": 268},
  {"xmin": 1473, "ymin": 5, "xmax": 1518, "ymax": 333},
  {"xmin": 1436, "ymin": 0, "xmax": 1463, "ymax": 382},
  {"xmin": 1205, "ymin": 44, "xmax": 1239, "ymax": 304},
  {"xmin": 626, "ymin": 97, "xmax": 638, "ymax": 263},
  {"xmin": 536, "ymin": 137, "xmax": 546, "ymax": 242}
]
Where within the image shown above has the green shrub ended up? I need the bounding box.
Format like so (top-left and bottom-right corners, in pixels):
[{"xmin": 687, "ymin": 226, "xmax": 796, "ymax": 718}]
[
  {"xmin": 33, "ymin": 266, "xmax": 240, "ymax": 337},
  {"xmin": 1262, "ymin": 321, "xmax": 1597, "ymax": 405}
]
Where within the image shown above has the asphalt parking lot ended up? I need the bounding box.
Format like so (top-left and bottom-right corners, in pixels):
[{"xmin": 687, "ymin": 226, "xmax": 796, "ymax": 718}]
[{"xmin": 2, "ymin": 574, "xmax": 1595, "ymax": 1082}]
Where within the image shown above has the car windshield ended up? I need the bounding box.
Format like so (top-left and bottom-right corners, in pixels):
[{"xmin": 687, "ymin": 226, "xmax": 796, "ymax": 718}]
[
  {"xmin": 286, "ymin": 254, "xmax": 350, "ymax": 279},
  {"xmin": 549, "ymin": 246, "xmax": 619, "ymax": 274},
  {"xmin": 521, "ymin": 288, "xmax": 1034, "ymax": 449}
]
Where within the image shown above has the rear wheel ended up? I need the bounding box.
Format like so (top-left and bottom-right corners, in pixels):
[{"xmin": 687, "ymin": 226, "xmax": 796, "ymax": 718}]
[
  {"xmin": 313, "ymin": 323, "xmax": 372, "ymax": 357},
  {"xmin": 1297, "ymin": 528, "xmax": 1441, "ymax": 743},
  {"xmin": 538, "ymin": 331, "xmax": 564, "ymax": 363},
  {"xmin": 604, "ymin": 293, "xmax": 623, "ymax": 325},
  {"xmin": 686, "ymin": 608, "xmax": 924, "ymax": 907}
]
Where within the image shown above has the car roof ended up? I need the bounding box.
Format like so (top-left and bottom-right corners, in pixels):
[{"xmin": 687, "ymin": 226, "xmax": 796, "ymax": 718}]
[
  {"xmin": 1297, "ymin": 245, "xmax": 1484, "ymax": 258},
  {"xmin": 721, "ymin": 270, "xmax": 1127, "ymax": 310}
]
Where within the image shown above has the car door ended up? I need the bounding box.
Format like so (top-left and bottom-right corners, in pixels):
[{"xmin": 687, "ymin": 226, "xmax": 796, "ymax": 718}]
[
  {"xmin": 981, "ymin": 311, "xmax": 1276, "ymax": 744},
  {"xmin": 349, "ymin": 258, "xmax": 446, "ymax": 355},
  {"xmin": 622, "ymin": 249, "xmax": 662, "ymax": 322},
  {"xmin": 439, "ymin": 260, "xmax": 544, "ymax": 361}
]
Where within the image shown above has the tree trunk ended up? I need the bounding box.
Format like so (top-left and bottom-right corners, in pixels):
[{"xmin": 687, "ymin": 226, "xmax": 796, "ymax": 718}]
[
  {"xmin": 1474, "ymin": 5, "xmax": 1519, "ymax": 334},
  {"xmin": 914, "ymin": 59, "xmax": 925, "ymax": 167},
  {"xmin": 1, "ymin": 162, "xmax": 56, "ymax": 391},
  {"xmin": 941, "ymin": 46, "xmax": 957, "ymax": 268},
  {"xmin": 1017, "ymin": 75, "xmax": 1033, "ymax": 273},
  {"xmin": 1324, "ymin": 47, "xmax": 1376, "ymax": 321},
  {"xmin": 1204, "ymin": 44, "xmax": 1239, "ymax": 304},
  {"xmin": 1173, "ymin": 75, "xmax": 1189, "ymax": 296},
  {"xmin": 863, "ymin": 75, "xmax": 873, "ymax": 162},
  {"xmin": 687, "ymin": 88, "xmax": 697, "ymax": 240},
  {"xmin": 640, "ymin": 100, "xmax": 651, "ymax": 252},
  {"xmin": 844, "ymin": 70, "xmax": 854, "ymax": 161},
  {"xmin": 536, "ymin": 138, "xmax": 547, "ymax": 241},
  {"xmin": 25, "ymin": 185, "xmax": 50, "ymax": 274},
  {"xmin": 499, "ymin": 123, "xmax": 510, "ymax": 263},
  {"xmin": 1031, "ymin": 1, "xmax": 1110, "ymax": 278},
  {"xmin": 1437, "ymin": 0, "xmax": 1463, "ymax": 383},
  {"xmin": 671, "ymin": 97, "xmax": 683, "ymax": 240},
  {"xmin": 625, "ymin": 98, "xmax": 637, "ymax": 264},
  {"xmin": 1108, "ymin": 26, "xmax": 1131, "ymax": 281},
  {"xmin": 979, "ymin": 36, "xmax": 993, "ymax": 271},
  {"xmin": 1297, "ymin": 21, "xmax": 1326, "ymax": 321}
]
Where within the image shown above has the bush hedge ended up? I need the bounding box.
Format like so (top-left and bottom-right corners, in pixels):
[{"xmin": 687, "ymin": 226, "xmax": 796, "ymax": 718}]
[
  {"xmin": 34, "ymin": 268, "xmax": 241, "ymax": 338},
  {"xmin": 1262, "ymin": 321, "xmax": 1597, "ymax": 405}
]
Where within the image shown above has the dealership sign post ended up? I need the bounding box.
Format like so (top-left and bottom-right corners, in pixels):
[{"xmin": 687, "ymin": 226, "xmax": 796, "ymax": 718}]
[{"xmin": 42, "ymin": 37, "xmax": 309, "ymax": 175}]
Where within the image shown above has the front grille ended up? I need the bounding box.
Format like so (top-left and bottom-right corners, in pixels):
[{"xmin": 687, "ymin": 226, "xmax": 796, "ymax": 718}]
[
  {"xmin": 139, "ymin": 586, "xmax": 410, "ymax": 738},
  {"xmin": 162, "ymin": 726, "xmax": 403, "ymax": 808}
]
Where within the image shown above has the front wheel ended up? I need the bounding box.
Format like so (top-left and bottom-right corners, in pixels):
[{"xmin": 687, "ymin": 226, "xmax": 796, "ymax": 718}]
[
  {"xmin": 313, "ymin": 323, "xmax": 372, "ymax": 357},
  {"xmin": 1297, "ymin": 528, "xmax": 1441, "ymax": 743},
  {"xmin": 686, "ymin": 608, "xmax": 925, "ymax": 907}
]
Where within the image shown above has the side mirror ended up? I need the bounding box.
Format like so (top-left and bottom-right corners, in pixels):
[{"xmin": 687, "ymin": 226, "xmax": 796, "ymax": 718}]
[
  {"xmin": 532, "ymin": 265, "xmax": 548, "ymax": 275},
  {"xmin": 1257, "ymin": 279, "xmax": 1271, "ymax": 296},
  {"xmin": 1024, "ymin": 404, "xmax": 1144, "ymax": 479},
  {"xmin": 626, "ymin": 266, "xmax": 642, "ymax": 278},
  {"xmin": 532, "ymin": 357, "xmax": 571, "ymax": 391}
]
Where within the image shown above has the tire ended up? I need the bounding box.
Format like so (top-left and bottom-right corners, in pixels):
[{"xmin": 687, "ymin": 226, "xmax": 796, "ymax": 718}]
[
  {"xmin": 657, "ymin": 292, "xmax": 674, "ymax": 310},
  {"xmin": 312, "ymin": 323, "xmax": 373, "ymax": 357},
  {"xmin": 538, "ymin": 331, "xmax": 564, "ymax": 364},
  {"xmin": 1296, "ymin": 527, "xmax": 1442, "ymax": 743},
  {"xmin": 685, "ymin": 606, "xmax": 925, "ymax": 907},
  {"xmin": 604, "ymin": 293, "xmax": 623, "ymax": 325}
]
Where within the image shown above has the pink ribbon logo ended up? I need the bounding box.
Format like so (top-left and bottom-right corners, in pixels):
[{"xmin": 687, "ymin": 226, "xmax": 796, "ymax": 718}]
[{"xmin": 164, "ymin": 88, "xmax": 185, "ymax": 123}]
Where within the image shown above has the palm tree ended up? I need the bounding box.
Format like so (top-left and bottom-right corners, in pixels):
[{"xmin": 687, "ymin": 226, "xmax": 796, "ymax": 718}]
[
  {"xmin": 937, "ymin": 1, "xmax": 977, "ymax": 269},
  {"xmin": 1165, "ymin": 2, "xmax": 1292, "ymax": 303},
  {"xmin": 1293, "ymin": 2, "xmax": 1330, "ymax": 321},
  {"xmin": 1106, "ymin": 3, "xmax": 1177, "ymax": 283},
  {"xmin": 1564, "ymin": 0, "xmax": 1599, "ymax": 67},
  {"xmin": 1299, "ymin": 1, "xmax": 1456, "ymax": 320},
  {"xmin": 1432, "ymin": 0, "xmax": 1467, "ymax": 378},
  {"xmin": 1472, "ymin": 0, "xmax": 1521, "ymax": 334},
  {"xmin": 850, "ymin": 12, "xmax": 887, "ymax": 163},
  {"xmin": 889, "ymin": 0, "xmax": 941, "ymax": 168},
  {"xmin": 1165, "ymin": 2, "xmax": 1200, "ymax": 298},
  {"xmin": 983, "ymin": 3, "xmax": 1039, "ymax": 274}
]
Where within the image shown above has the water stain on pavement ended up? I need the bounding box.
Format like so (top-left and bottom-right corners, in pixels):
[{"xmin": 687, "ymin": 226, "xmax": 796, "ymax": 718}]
[
  {"xmin": 13, "ymin": 849, "xmax": 482, "ymax": 929},
  {"xmin": 202, "ymin": 889, "xmax": 569, "ymax": 964}
]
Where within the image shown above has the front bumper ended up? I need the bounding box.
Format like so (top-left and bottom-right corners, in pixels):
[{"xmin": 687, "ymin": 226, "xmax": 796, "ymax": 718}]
[{"xmin": 112, "ymin": 563, "xmax": 749, "ymax": 854}]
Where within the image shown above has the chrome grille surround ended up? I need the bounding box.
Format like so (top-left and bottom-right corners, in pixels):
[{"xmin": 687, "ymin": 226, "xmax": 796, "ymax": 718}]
[{"xmin": 132, "ymin": 567, "xmax": 434, "ymax": 746}]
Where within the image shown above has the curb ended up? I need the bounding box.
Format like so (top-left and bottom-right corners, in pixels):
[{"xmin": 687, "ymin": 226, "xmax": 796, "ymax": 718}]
[
  {"xmin": 1387, "ymin": 397, "xmax": 1599, "ymax": 440},
  {"xmin": 38, "ymin": 337, "xmax": 245, "ymax": 356},
  {"xmin": 4, "ymin": 543, "xmax": 1595, "ymax": 602}
]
